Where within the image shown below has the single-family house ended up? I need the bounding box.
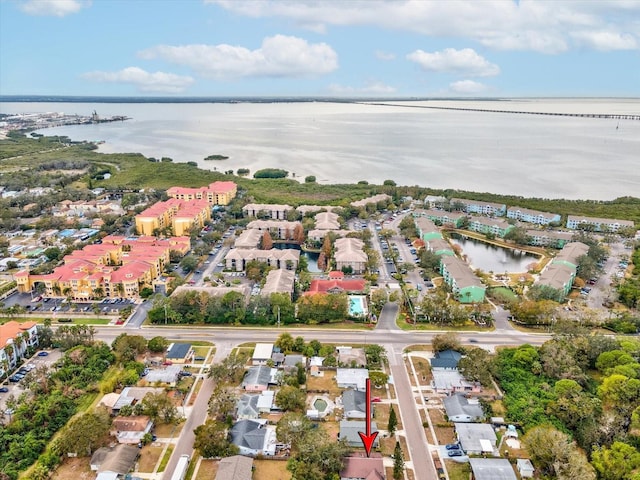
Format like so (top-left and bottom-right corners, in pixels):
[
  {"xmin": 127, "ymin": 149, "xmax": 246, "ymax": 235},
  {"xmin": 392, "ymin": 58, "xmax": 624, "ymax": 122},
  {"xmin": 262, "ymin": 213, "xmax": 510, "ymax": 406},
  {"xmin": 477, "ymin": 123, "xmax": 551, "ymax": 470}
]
[
  {"xmin": 336, "ymin": 368, "xmax": 369, "ymax": 391},
  {"xmin": 432, "ymin": 370, "xmax": 481, "ymax": 394},
  {"xmin": 455, "ymin": 423, "xmax": 497, "ymax": 455},
  {"xmin": 144, "ymin": 365, "xmax": 182, "ymax": 385},
  {"xmin": 242, "ymin": 366, "xmax": 278, "ymax": 392},
  {"xmin": 283, "ymin": 354, "xmax": 307, "ymax": 370},
  {"xmin": 229, "ymin": 419, "xmax": 277, "ymax": 456},
  {"xmin": 236, "ymin": 391, "xmax": 275, "ymax": 419},
  {"xmin": 443, "ymin": 394, "xmax": 484, "ymax": 423},
  {"xmin": 430, "ymin": 349, "xmax": 462, "ymax": 370},
  {"xmin": 469, "ymin": 458, "xmax": 517, "ymax": 480},
  {"xmin": 108, "ymin": 386, "xmax": 166, "ymax": 415},
  {"xmin": 111, "ymin": 415, "xmax": 154, "ymax": 444},
  {"xmin": 236, "ymin": 394, "xmax": 260, "ymax": 420},
  {"xmin": 166, "ymin": 343, "xmax": 193, "ymax": 363},
  {"xmin": 216, "ymin": 455, "xmax": 254, "ymax": 480},
  {"xmin": 339, "ymin": 420, "xmax": 379, "ymax": 448},
  {"xmin": 90, "ymin": 444, "xmax": 139, "ymax": 474},
  {"xmin": 516, "ymin": 459, "xmax": 535, "ymax": 478},
  {"xmin": 252, "ymin": 343, "xmax": 274, "ymax": 365},
  {"xmin": 342, "ymin": 389, "xmax": 368, "ymax": 419},
  {"xmin": 340, "ymin": 453, "xmax": 385, "ymax": 480}
]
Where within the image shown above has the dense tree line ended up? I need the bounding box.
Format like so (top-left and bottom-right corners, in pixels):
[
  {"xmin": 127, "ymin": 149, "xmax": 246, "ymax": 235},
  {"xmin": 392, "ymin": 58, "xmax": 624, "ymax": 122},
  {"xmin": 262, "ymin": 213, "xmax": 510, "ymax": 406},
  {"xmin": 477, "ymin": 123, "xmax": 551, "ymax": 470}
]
[
  {"xmin": 0, "ymin": 343, "xmax": 115, "ymax": 479},
  {"xmin": 492, "ymin": 334, "xmax": 640, "ymax": 479}
]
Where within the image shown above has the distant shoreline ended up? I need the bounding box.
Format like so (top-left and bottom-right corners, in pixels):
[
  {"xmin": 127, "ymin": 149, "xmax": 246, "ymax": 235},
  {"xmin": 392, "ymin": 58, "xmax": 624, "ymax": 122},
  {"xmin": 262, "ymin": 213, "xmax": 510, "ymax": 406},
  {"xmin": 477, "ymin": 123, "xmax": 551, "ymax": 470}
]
[{"xmin": 2, "ymin": 95, "xmax": 639, "ymax": 104}]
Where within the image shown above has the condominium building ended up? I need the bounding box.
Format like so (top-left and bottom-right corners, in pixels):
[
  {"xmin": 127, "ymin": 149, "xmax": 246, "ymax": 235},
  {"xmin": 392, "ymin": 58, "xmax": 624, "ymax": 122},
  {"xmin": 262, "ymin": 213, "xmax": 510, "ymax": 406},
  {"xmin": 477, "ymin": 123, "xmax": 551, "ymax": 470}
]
[
  {"xmin": 242, "ymin": 203, "xmax": 293, "ymax": 220},
  {"xmin": 525, "ymin": 230, "xmax": 573, "ymax": 248},
  {"xmin": 536, "ymin": 241, "xmax": 589, "ymax": 298},
  {"xmin": 246, "ymin": 220, "xmax": 302, "ymax": 241},
  {"xmin": 314, "ymin": 211, "xmax": 341, "ymax": 230},
  {"xmin": 468, "ymin": 218, "xmax": 515, "ymax": 238},
  {"xmin": 566, "ymin": 215, "xmax": 635, "ymax": 232},
  {"xmin": 506, "ymin": 207, "xmax": 560, "ymax": 225},
  {"xmin": 440, "ymin": 255, "xmax": 486, "ymax": 303},
  {"xmin": 450, "ymin": 198, "xmax": 506, "ymax": 217},
  {"xmin": 413, "ymin": 208, "xmax": 467, "ymax": 228},
  {"xmin": 135, "ymin": 198, "xmax": 210, "ymax": 236},
  {"xmin": 0, "ymin": 321, "xmax": 38, "ymax": 375},
  {"xmin": 15, "ymin": 236, "xmax": 189, "ymax": 299},
  {"xmin": 166, "ymin": 181, "xmax": 237, "ymax": 206},
  {"xmin": 334, "ymin": 238, "xmax": 368, "ymax": 274},
  {"xmin": 225, "ymin": 248, "xmax": 300, "ymax": 272},
  {"xmin": 414, "ymin": 217, "xmax": 442, "ymax": 242}
]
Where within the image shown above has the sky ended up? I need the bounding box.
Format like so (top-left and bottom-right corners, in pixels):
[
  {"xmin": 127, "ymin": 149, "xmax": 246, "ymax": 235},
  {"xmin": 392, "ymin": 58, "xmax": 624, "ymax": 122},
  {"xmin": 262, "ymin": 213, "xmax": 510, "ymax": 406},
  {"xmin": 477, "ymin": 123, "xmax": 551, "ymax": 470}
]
[{"xmin": 1, "ymin": 0, "xmax": 639, "ymax": 97}]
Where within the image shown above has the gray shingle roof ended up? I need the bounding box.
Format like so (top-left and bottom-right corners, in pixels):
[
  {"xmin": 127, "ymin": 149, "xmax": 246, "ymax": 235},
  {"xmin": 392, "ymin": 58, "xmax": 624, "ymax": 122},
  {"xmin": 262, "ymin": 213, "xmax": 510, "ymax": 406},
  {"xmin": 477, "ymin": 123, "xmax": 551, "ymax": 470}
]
[
  {"xmin": 430, "ymin": 349, "xmax": 462, "ymax": 369},
  {"xmin": 230, "ymin": 420, "xmax": 267, "ymax": 451}
]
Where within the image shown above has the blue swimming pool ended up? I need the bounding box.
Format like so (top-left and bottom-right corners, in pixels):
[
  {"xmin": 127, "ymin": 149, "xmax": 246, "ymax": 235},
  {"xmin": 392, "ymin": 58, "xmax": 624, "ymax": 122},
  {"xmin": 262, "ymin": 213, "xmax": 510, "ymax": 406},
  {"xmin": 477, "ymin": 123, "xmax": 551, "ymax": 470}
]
[{"xmin": 349, "ymin": 295, "xmax": 367, "ymax": 316}]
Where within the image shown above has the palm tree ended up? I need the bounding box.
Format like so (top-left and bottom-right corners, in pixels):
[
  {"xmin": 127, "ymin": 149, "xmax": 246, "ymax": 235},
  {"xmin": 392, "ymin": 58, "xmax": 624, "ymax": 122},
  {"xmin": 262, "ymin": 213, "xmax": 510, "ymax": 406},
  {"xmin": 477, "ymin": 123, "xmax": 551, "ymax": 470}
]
[{"xmin": 93, "ymin": 287, "xmax": 104, "ymax": 299}]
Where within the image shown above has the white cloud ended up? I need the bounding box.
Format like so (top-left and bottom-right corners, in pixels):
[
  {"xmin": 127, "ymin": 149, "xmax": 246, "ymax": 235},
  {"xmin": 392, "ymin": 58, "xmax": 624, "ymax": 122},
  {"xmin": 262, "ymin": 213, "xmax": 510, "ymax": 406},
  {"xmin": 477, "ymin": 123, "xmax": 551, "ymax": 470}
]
[
  {"xmin": 407, "ymin": 48, "xmax": 500, "ymax": 77},
  {"xmin": 375, "ymin": 50, "xmax": 396, "ymax": 61},
  {"xmin": 449, "ymin": 80, "xmax": 488, "ymax": 94},
  {"xmin": 571, "ymin": 30, "xmax": 638, "ymax": 51},
  {"xmin": 327, "ymin": 81, "xmax": 397, "ymax": 95},
  {"xmin": 19, "ymin": 0, "xmax": 87, "ymax": 17},
  {"xmin": 82, "ymin": 67, "xmax": 194, "ymax": 93},
  {"xmin": 138, "ymin": 35, "xmax": 338, "ymax": 79},
  {"xmin": 209, "ymin": 0, "xmax": 640, "ymax": 53}
]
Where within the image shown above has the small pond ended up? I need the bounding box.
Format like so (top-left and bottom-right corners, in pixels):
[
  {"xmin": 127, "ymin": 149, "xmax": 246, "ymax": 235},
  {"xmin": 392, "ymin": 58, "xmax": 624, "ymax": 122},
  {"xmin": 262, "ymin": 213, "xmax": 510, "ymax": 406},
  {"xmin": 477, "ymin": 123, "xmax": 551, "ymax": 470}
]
[
  {"xmin": 449, "ymin": 233, "xmax": 539, "ymax": 273},
  {"xmin": 274, "ymin": 243, "xmax": 321, "ymax": 272}
]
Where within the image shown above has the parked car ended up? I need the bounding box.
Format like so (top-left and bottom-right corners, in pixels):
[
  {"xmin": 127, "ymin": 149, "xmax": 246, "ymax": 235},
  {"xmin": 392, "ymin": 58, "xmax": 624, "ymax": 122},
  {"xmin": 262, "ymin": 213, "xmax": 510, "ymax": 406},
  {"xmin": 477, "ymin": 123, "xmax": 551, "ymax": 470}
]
[
  {"xmin": 445, "ymin": 443, "xmax": 460, "ymax": 450},
  {"xmin": 448, "ymin": 450, "xmax": 464, "ymax": 457},
  {"xmin": 37, "ymin": 351, "xmax": 49, "ymax": 357},
  {"xmin": 0, "ymin": 387, "xmax": 9, "ymax": 393}
]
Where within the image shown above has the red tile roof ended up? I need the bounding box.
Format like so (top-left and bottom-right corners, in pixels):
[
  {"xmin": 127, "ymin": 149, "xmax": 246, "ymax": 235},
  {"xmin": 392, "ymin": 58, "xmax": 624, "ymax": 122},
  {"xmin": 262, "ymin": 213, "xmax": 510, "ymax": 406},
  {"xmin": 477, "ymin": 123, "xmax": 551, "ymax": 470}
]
[
  {"xmin": 0, "ymin": 320, "xmax": 37, "ymax": 348},
  {"xmin": 304, "ymin": 279, "xmax": 366, "ymax": 295}
]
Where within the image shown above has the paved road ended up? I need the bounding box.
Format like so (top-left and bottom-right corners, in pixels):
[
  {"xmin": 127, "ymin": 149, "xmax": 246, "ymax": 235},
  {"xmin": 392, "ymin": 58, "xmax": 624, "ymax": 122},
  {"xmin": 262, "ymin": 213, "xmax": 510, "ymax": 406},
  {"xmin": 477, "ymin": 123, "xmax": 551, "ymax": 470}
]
[
  {"xmin": 387, "ymin": 345, "xmax": 437, "ymax": 480},
  {"xmin": 162, "ymin": 375, "xmax": 215, "ymax": 480}
]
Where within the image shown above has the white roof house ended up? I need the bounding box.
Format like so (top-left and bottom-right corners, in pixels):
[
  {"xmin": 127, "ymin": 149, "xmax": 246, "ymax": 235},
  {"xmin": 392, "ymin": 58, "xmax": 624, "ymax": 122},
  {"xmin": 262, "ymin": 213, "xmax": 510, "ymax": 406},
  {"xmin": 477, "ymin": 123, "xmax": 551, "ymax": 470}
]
[
  {"xmin": 252, "ymin": 343, "xmax": 274, "ymax": 365},
  {"xmin": 336, "ymin": 368, "xmax": 369, "ymax": 391},
  {"xmin": 455, "ymin": 423, "xmax": 497, "ymax": 455}
]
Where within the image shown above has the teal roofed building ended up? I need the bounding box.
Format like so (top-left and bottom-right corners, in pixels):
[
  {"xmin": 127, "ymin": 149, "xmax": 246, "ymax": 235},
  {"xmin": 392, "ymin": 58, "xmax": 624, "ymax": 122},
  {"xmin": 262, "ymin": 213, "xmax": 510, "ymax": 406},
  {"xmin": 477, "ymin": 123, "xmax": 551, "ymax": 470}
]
[
  {"xmin": 414, "ymin": 217, "xmax": 442, "ymax": 242},
  {"xmin": 426, "ymin": 238, "xmax": 455, "ymax": 256},
  {"xmin": 468, "ymin": 218, "xmax": 515, "ymax": 238},
  {"xmin": 414, "ymin": 208, "xmax": 467, "ymax": 228},
  {"xmin": 440, "ymin": 255, "xmax": 486, "ymax": 303}
]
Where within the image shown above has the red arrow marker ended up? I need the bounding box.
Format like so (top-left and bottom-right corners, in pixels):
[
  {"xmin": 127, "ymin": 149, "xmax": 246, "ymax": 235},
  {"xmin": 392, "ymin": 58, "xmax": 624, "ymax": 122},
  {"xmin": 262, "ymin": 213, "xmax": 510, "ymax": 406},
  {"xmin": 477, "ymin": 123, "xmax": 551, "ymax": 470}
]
[{"xmin": 358, "ymin": 377, "xmax": 378, "ymax": 457}]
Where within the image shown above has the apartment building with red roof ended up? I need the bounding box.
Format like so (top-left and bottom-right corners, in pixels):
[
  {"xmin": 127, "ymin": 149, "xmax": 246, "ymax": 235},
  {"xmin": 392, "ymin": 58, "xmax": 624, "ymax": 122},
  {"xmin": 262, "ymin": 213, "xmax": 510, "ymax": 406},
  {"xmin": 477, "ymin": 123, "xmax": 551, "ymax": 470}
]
[
  {"xmin": 166, "ymin": 181, "xmax": 237, "ymax": 206},
  {"xmin": 0, "ymin": 321, "xmax": 38, "ymax": 374},
  {"xmin": 134, "ymin": 198, "xmax": 211, "ymax": 236},
  {"xmin": 15, "ymin": 236, "xmax": 189, "ymax": 300}
]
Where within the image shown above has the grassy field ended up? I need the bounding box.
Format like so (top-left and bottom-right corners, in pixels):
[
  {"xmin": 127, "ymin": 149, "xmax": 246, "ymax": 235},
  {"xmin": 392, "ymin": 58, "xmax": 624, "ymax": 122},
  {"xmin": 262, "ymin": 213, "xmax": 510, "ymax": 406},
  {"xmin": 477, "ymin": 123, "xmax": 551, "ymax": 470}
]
[
  {"xmin": 138, "ymin": 445, "xmax": 164, "ymax": 473},
  {"xmin": 194, "ymin": 459, "xmax": 217, "ymax": 480},
  {"xmin": 445, "ymin": 460, "xmax": 471, "ymax": 480},
  {"xmin": 253, "ymin": 459, "xmax": 291, "ymax": 480}
]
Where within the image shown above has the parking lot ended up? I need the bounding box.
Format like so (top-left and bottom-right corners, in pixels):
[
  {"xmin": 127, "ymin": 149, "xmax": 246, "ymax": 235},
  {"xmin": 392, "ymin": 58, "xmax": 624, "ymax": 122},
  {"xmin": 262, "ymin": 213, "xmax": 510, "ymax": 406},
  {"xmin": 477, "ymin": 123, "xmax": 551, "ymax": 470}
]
[
  {"xmin": 0, "ymin": 348, "xmax": 63, "ymax": 414},
  {"xmin": 2, "ymin": 291, "xmax": 137, "ymax": 315}
]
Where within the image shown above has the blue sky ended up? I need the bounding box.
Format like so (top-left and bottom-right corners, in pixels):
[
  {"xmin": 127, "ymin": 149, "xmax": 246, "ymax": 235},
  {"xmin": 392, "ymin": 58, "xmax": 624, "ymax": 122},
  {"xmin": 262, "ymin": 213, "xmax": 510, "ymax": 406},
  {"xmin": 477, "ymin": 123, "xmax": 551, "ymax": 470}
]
[{"xmin": 1, "ymin": 0, "xmax": 639, "ymax": 97}]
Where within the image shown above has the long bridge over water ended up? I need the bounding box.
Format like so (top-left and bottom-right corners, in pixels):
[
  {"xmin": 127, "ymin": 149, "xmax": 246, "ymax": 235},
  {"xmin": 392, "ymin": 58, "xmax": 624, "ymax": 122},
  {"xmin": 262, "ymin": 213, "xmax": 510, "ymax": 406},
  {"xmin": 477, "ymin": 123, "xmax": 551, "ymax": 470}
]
[{"xmin": 365, "ymin": 102, "xmax": 640, "ymax": 120}]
